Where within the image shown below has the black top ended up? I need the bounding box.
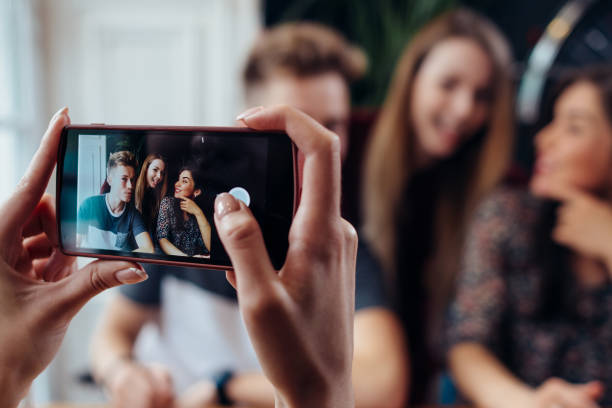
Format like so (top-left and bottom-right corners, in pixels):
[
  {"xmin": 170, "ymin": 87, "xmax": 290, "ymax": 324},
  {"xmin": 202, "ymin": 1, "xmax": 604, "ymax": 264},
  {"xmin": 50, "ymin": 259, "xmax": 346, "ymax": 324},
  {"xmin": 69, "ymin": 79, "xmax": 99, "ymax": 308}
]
[
  {"xmin": 156, "ymin": 196, "xmax": 209, "ymax": 256},
  {"xmin": 356, "ymin": 168, "xmax": 440, "ymax": 404},
  {"xmin": 447, "ymin": 187, "xmax": 612, "ymax": 404},
  {"xmin": 121, "ymin": 243, "xmax": 387, "ymax": 309}
]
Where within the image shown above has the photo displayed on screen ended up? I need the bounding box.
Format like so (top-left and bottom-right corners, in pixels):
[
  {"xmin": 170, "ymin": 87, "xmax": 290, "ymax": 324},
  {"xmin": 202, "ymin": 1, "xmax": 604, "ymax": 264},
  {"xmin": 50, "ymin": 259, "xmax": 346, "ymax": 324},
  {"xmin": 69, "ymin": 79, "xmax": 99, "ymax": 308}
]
[{"xmin": 73, "ymin": 131, "xmax": 268, "ymax": 262}]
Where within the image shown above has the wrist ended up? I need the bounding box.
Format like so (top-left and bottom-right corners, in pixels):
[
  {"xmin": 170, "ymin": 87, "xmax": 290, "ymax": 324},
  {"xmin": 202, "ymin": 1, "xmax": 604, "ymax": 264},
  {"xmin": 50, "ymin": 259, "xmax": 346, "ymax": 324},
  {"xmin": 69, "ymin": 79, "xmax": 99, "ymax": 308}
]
[
  {"xmin": 0, "ymin": 372, "xmax": 29, "ymax": 408},
  {"xmin": 96, "ymin": 355, "xmax": 132, "ymax": 391},
  {"xmin": 274, "ymin": 376, "xmax": 353, "ymax": 408}
]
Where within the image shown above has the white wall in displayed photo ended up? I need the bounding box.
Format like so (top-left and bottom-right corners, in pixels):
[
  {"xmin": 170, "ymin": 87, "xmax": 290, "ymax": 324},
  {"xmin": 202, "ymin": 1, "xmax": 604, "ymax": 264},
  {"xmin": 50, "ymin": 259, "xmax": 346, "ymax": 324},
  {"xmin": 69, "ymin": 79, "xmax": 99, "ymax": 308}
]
[{"xmin": 77, "ymin": 134, "xmax": 107, "ymax": 210}]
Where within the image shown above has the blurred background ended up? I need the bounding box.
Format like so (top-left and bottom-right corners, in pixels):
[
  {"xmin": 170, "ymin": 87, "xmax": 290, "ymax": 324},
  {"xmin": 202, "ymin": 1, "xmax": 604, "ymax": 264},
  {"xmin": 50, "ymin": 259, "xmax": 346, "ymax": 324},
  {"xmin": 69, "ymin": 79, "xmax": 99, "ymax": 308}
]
[{"xmin": 1, "ymin": 0, "xmax": 611, "ymax": 403}]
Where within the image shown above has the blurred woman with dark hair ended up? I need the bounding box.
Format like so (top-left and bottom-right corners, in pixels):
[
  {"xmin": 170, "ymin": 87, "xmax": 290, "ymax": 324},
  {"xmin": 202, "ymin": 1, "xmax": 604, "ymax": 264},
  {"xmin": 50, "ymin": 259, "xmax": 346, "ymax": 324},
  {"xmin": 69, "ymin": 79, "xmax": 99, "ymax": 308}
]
[
  {"xmin": 448, "ymin": 65, "xmax": 612, "ymax": 407},
  {"xmin": 157, "ymin": 163, "xmax": 211, "ymax": 257}
]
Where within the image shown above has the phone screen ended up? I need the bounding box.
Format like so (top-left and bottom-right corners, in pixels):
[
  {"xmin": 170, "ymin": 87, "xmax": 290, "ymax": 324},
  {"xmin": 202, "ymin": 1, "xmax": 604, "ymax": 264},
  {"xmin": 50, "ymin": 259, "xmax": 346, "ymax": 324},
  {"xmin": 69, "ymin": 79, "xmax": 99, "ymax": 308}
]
[{"xmin": 57, "ymin": 125, "xmax": 296, "ymax": 270}]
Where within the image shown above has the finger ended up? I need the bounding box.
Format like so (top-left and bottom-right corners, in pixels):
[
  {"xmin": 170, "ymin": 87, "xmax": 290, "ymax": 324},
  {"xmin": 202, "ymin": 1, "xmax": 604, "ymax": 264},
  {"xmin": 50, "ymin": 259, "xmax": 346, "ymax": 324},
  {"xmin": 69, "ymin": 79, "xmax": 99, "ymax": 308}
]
[
  {"xmin": 538, "ymin": 182, "xmax": 586, "ymax": 203},
  {"xmin": 214, "ymin": 193, "xmax": 276, "ymax": 291},
  {"xmin": 577, "ymin": 381, "xmax": 605, "ymax": 401},
  {"xmin": 235, "ymin": 106, "xmax": 264, "ymax": 124},
  {"xmin": 32, "ymin": 258, "xmax": 49, "ymax": 280},
  {"xmin": 1, "ymin": 108, "xmax": 70, "ymax": 236},
  {"xmin": 46, "ymin": 260, "xmax": 147, "ymax": 319},
  {"xmin": 147, "ymin": 364, "xmax": 174, "ymax": 408},
  {"xmin": 557, "ymin": 386, "xmax": 600, "ymax": 408},
  {"xmin": 241, "ymin": 105, "xmax": 341, "ymax": 222},
  {"xmin": 225, "ymin": 270, "xmax": 237, "ymax": 289},
  {"xmin": 22, "ymin": 194, "xmax": 59, "ymax": 245},
  {"xmin": 23, "ymin": 233, "xmax": 54, "ymax": 260},
  {"xmin": 41, "ymin": 250, "xmax": 76, "ymax": 282}
]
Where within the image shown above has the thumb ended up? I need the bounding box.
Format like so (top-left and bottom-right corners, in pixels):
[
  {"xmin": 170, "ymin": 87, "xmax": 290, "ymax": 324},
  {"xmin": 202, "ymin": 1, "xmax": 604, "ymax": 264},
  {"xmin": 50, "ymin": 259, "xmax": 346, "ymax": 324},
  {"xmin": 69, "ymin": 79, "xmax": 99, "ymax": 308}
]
[
  {"xmin": 214, "ymin": 193, "xmax": 276, "ymax": 293},
  {"xmin": 53, "ymin": 260, "xmax": 147, "ymax": 316},
  {"xmin": 578, "ymin": 381, "xmax": 604, "ymax": 400}
]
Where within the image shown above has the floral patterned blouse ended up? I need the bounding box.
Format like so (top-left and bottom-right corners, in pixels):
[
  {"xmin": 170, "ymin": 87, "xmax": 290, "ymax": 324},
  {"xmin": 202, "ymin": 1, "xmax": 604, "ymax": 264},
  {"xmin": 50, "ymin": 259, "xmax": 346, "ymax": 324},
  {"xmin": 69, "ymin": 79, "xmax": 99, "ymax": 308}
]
[
  {"xmin": 156, "ymin": 196, "xmax": 209, "ymax": 256},
  {"xmin": 446, "ymin": 187, "xmax": 612, "ymax": 404}
]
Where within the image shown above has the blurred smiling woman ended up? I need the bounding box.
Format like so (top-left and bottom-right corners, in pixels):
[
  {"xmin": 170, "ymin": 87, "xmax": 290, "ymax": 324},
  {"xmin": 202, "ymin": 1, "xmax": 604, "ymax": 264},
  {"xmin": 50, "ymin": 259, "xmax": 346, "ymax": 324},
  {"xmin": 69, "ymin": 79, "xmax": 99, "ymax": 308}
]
[
  {"xmin": 447, "ymin": 65, "xmax": 612, "ymax": 408},
  {"xmin": 135, "ymin": 153, "xmax": 168, "ymax": 243},
  {"xmin": 358, "ymin": 8, "xmax": 514, "ymax": 401}
]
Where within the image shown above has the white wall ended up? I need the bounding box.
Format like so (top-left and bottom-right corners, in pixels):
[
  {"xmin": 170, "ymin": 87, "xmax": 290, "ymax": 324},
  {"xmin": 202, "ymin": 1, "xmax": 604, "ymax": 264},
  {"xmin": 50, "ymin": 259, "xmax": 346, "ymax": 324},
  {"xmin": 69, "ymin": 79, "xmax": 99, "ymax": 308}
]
[{"xmin": 20, "ymin": 0, "xmax": 262, "ymax": 403}]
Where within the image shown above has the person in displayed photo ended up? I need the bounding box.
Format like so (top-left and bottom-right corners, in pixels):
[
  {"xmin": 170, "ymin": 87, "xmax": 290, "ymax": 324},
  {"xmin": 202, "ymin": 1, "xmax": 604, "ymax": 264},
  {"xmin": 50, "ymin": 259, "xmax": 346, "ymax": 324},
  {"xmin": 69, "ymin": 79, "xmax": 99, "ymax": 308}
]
[
  {"xmin": 157, "ymin": 162, "xmax": 211, "ymax": 257},
  {"xmin": 77, "ymin": 150, "xmax": 155, "ymax": 253},
  {"xmin": 134, "ymin": 153, "xmax": 168, "ymax": 244}
]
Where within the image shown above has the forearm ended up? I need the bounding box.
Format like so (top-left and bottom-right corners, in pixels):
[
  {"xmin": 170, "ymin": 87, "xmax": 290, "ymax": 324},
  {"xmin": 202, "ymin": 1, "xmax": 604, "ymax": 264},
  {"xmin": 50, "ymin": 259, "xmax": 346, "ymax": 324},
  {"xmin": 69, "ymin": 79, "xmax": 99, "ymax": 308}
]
[
  {"xmin": 227, "ymin": 372, "xmax": 275, "ymax": 407},
  {"xmin": 449, "ymin": 342, "xmax": 533, "ymax": 408},
  {"xmin": 195, "ymin": 213, "xmax": 212, "ymax": 251},
  {"xmin": 90, "ymin": 298, "xmax": 151, "ymax": 383},
  {"xmin": 90, "ymin": 325, "xmax": 135, "ymax": 383},
  {"xmin": 134, "ymin": 232, "xmax": 154, "ymax": 253},
  {"xmin": 352, "ymin": 354, "xmax": 407, "ymax": 408},
  {"xmin": 159, "ymin": 238, "xmax": 187, "ymax": 256},
  {"xmin": 352, "ymin": 308, "xmax": 408, "ymax": 408}
]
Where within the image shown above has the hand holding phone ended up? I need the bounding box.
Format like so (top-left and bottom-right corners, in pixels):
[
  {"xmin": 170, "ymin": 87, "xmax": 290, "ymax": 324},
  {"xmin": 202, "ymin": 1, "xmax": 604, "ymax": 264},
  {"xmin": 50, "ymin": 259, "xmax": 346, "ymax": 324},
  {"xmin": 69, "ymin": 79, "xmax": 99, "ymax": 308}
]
[
  {"xmin": 0, "ymin": 108, "xmax": 147, "ymax": 407},
  {"xmin": 216, "ymin": 105, "xmax": 357, "ymax": 407}
]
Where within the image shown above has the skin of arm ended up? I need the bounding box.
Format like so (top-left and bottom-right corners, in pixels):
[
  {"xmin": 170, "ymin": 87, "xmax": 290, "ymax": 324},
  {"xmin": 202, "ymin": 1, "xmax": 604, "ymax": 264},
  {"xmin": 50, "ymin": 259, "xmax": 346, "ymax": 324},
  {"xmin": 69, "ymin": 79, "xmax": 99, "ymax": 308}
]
[
  {"xmin": 90, "ymin": 294, "xmax": 158, "ymax": 383},
  {"xmin": 133, "ymin": 231, "xmax": 155, "ymax": 253},
  {"xmin": 194, "ymin": 211, "xmax": 212, "ymax": 252},
  {"xmin": 448, "ymin": 342, "xmax": 534, "ymax": 408},
  {"xmin": 159, "ymin": 237, "xmax": 188, "ymax": 257},
  {"xmin": 352, "ymin": 308, "xmax": 409, "ymax": 408}
]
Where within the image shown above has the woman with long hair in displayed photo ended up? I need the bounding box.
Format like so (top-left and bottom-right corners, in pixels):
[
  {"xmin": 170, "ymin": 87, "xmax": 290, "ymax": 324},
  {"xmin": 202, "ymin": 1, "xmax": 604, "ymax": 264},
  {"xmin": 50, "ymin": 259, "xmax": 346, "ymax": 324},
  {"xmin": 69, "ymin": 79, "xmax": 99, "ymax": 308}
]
[
  {"xmin": 447, "ymin": 65, "xmax": 612, "ymax": 407},
  {"xmin": 134, "ymin": 153, "xmax": 168, "ymax": 242},
  {"xmin": 157, "ymin": 162, "xmax": 211, "ymax": 257},
  {"xmin": 358, "ymin": 8, "xmax": 514, "ymax": 402}
]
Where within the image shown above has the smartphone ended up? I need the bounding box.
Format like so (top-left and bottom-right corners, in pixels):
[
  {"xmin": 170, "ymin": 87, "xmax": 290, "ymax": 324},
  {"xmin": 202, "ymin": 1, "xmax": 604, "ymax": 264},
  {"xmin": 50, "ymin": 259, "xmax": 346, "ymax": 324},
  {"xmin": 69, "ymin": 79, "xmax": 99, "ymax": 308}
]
[{"xmin": 57, "ymin": 124, "xmax": 297, "ymax": 270}]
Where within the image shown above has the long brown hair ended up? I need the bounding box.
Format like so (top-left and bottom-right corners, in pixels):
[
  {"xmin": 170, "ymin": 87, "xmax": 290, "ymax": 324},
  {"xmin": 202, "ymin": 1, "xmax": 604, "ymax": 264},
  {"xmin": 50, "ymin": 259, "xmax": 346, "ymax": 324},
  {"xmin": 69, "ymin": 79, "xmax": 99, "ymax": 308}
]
[
  {"xmin": 362, "ymin": 8, "xmax": 515, "ymax": 313},
  {"xmin": 135, "ymin": 153, "xmax": 168, "ymax": 227}
]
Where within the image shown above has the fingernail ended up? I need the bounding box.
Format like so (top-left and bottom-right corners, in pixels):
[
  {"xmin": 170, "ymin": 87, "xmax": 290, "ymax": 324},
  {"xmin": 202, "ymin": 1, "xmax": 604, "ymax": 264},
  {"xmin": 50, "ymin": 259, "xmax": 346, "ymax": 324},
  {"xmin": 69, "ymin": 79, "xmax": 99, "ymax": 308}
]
[
  {"xmin": 52, "ymin": 106, "xmax": 68, "ymax": 120},
  {"xmin": 215, "ymin": 192, "xmax": 240, "ymax": 219},
  {"xmin": 236, "ymin": 106, "xmax": 264, "ymax": 121},
  {"xmin": 115, "ymin": 267, "xmax": 148, "ymax": 284}
]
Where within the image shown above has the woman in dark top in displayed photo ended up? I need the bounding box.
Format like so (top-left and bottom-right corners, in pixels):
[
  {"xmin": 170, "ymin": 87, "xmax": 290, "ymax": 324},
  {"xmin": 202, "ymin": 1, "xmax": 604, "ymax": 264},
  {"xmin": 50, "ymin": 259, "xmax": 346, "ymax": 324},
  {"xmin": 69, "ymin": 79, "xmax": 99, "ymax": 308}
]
[
  {"xmin": 447, "ymin": 66, "xmax": 612, "ymax": 407},
  {"xmin": 134, "ymin": 153, "xmax": 168, "ymax": 243},
  {"xmin": 157, "ymin": 163, "xmax": 212, "ymax": 257}
]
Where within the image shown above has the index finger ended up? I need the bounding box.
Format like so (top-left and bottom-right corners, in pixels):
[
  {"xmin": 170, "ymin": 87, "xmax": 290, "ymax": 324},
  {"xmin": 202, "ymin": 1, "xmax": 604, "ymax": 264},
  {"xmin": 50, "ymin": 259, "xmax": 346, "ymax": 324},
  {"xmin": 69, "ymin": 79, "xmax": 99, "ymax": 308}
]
[
  {"xmin": 241, "ymin": 105, "xmax": 341, "ymax": 222},
  {"xmin": 1, "ymin": 108, "xmax": 70, "ymax": 237},
  {"xmin": 537, "ymin": 182, "xmax": 587, "ymax": 203}
]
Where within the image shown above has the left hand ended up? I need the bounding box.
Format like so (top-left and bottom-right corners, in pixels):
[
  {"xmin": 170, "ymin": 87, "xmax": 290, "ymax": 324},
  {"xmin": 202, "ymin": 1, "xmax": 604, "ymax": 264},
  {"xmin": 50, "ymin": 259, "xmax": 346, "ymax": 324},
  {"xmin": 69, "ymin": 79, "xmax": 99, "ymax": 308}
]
[
  {"xmin": 540, "ymin": 184, "xmax": 612, "ymax": 269},
  {"xmin": 180, "ymin": 197, "xmax": 203, "ymax": 217},
  {"xmin": 177, "ymin": 380, "xmax": 217, "ymax": 408},
  {"xmin": 0, "ymin": 108, "xmax": 147, "ymax": 406}
]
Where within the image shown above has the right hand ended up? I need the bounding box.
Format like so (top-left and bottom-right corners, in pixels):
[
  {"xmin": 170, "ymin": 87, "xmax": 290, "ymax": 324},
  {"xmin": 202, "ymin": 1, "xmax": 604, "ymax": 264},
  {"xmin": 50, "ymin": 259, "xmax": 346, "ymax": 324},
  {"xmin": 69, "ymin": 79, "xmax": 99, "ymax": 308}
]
[
  {"xmin": 105, "ymin": 361, "xmax": 174, "ymax": 408},
  {"xmin": 531, "ymin": 378, "xmax": 603, "ymax": 408},
  {"xmin": 215, "ymin": 106, "xmax": 357, "ymax": 408}
]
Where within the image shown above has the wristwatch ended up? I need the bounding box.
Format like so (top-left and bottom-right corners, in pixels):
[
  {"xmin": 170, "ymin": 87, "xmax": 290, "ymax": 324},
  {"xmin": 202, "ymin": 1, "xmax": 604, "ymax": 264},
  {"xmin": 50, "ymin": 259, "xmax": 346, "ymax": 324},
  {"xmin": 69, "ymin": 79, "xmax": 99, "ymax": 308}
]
[{"xmin": 213, "ymin": 369, "xmax": 235, "ymax": 406}]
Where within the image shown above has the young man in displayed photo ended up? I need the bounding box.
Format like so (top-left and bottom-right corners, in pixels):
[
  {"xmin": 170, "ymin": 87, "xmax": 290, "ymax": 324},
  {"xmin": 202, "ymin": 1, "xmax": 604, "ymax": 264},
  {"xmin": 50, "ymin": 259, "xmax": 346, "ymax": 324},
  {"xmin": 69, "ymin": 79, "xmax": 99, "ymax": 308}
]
[{"xmin": 77, "ymin": 150, "xmax": 155, "ymax": 253}]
